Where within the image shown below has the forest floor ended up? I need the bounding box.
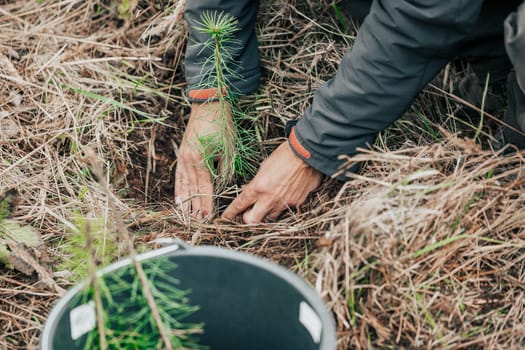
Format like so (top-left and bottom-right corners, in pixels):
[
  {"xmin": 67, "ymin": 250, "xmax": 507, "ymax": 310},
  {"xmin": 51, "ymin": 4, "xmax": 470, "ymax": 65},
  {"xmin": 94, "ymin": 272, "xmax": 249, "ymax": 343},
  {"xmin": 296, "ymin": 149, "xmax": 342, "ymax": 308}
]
[{"xmin": 1, "ymin": 1, "xmax": 525, "ymax": 349}]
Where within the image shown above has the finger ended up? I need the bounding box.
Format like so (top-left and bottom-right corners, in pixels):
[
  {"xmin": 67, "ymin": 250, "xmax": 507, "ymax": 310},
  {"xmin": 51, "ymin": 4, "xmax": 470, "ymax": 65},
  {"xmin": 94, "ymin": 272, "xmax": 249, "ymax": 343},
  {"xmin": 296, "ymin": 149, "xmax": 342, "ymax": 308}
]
[
  {"xmin": 265, "ymin": 205, "xmax": 286, "ymax": 222},
  {"xmin": 243, "ymin": 199, "xmax": 280, "ymax": 224},
  {"xmin": 190, "ymin": 180, "xmax": 200, "ymax": 219},
  {"xmin": 199, "ymin": 187, "xmax": 214, "ymax": 220},
  {"xmin": 195, "ymin": 164, "xmax": 214, "ymax": 220},
  {"xmin": 175, "ymin": 163, "xmax": 192, "ymax": 213},
  {"xmin": 174, "ymin": 161, "xmax": 182, "ymax": 199},
  {"xmin": 221, "ymin": 189, "xmax": 256, "ymax": 221}
]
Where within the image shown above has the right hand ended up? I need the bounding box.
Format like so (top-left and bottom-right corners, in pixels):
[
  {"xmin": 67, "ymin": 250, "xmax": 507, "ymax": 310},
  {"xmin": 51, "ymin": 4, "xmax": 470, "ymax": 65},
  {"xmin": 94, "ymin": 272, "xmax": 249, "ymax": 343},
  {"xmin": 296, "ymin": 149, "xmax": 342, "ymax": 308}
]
[
  {"xmin": 221, "ymin": 141, "xmax": 323, "ymax": 224},
  {"xmin": 175, "ymin": 101, "xmax": 233, "ymax": 220}
]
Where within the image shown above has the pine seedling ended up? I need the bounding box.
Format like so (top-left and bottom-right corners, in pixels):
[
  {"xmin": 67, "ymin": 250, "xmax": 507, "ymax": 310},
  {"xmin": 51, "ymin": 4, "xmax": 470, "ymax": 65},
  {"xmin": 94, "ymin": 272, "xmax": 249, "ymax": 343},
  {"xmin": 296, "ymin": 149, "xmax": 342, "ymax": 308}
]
[
  {"xmin": 76, "ymin": 256, "xmax": 207, "ymax": 350},
  {"xmin": 58, "ymin": 214, "xmax": 118, "ymax": 282},
  {"xmin": 195, "ymin": 11, "xmax": 241, "ymax": 90},
  {"xmin": 194, "ymin": 11, "xmax": 259, "ymax": 190}
]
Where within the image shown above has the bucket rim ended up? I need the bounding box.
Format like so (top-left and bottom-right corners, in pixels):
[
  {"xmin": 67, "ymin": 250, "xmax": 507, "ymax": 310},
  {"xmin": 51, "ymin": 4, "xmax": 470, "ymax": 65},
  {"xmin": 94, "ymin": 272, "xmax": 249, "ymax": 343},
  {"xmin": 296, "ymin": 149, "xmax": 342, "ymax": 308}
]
[{"xmin": 40, "ymin": 243, "xmax": 337, "ymax": 349}]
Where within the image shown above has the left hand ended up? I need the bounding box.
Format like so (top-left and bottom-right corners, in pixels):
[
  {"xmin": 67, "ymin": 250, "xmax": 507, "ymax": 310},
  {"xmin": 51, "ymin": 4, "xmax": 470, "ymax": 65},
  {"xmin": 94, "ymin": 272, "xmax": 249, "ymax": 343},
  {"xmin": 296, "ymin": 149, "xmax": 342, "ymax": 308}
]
[
  {"xmin": 221, "ymin": 141, "xmax": 323, "ymax": 223},
  {"xmin": 175, "ymin": 102, "xmax": 234, "ymax": 220}
]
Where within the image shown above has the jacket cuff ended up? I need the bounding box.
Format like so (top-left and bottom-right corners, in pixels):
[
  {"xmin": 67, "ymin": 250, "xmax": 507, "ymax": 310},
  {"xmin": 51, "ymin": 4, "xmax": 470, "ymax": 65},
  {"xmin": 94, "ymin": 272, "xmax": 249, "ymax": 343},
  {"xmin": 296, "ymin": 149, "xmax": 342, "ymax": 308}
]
[
  {"xmin": 288, "ymin": 122, "xmax": 359, "ymax": 181},
  {"xmin": 288, "ymin": 125, "xmax": 312, "ymax": 160},
  {"xmin": 187, "ymin": 87, "xmax": 228, "ymax": 103}
]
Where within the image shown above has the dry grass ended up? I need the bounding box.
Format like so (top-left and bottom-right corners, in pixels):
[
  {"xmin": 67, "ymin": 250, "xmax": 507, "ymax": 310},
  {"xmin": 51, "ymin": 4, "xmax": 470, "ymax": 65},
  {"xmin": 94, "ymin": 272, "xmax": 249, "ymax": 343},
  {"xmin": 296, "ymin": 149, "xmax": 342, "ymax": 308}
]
[
  {"xmin": 319, "ymin": 143, "xmax": 525, "ymax": 349},
  {"xmin": 1, "ymin": 0, "xmax": 525, "ymax": 349}
]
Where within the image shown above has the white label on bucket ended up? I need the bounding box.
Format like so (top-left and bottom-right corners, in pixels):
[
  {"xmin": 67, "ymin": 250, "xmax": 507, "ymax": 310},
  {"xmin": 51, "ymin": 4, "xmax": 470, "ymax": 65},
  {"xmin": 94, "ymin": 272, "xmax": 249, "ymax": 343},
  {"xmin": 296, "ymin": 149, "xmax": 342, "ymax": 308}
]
[
  {"xmin": 70, "ymin": 301, "xmax": 96, "ymax": 340},
  {"xmin": 299, "ymin": 301, "xmax": 322, "ymax": 344}
]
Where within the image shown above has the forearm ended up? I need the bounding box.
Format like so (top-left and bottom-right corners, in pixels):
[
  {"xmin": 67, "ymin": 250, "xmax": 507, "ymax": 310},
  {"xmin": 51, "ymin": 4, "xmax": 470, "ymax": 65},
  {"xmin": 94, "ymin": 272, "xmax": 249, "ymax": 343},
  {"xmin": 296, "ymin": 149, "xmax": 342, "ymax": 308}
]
[{"xmin": 292, "ymin": 0, "xmax": 485, "ymax": 180}]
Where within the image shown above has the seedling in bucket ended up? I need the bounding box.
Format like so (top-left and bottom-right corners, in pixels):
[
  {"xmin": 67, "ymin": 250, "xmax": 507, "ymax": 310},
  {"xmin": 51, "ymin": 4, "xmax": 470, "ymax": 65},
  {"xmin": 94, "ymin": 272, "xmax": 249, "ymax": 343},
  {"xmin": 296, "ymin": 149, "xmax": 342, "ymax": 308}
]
[
  {"xmin": 70, "ymin": 254, "xmax": 206, "ymax": 350},
  {"xmin": 54, "ymin": 213, "xmax": 207, "ymax": 350},
  {"xmin": 41, "ymin": 242, "xmax": 337, "ymax": 350}
]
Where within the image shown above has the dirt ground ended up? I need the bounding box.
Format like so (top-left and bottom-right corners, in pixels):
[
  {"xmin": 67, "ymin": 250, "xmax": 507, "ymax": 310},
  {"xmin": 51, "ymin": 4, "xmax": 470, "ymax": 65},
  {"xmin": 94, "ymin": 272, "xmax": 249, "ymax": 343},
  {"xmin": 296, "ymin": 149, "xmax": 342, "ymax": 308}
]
[{"xmin": 1, "ymin": 1, "xmax": 525, "ymax": 349}]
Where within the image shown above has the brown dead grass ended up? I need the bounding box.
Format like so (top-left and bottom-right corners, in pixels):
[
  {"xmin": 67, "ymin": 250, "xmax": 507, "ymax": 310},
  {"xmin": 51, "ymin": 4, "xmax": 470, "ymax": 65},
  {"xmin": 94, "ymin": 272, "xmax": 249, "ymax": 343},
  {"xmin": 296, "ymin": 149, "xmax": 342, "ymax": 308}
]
[{"xmin": 1, "ymin": 0, "xmax": 525, "ymax": 349}]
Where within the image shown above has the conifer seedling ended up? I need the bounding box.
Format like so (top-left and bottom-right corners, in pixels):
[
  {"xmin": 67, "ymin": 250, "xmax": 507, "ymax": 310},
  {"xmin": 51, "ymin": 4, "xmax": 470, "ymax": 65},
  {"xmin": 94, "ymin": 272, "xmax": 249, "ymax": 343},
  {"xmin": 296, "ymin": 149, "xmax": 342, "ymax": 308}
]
[{"xmin": 194, "ymin": 11, "xmax": 258, "ymax": 191}]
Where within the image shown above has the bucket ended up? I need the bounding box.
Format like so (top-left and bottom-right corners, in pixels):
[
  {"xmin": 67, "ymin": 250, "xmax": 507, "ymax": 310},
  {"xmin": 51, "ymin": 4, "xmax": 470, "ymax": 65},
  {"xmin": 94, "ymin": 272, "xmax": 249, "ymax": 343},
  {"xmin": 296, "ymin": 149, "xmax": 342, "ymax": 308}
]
[{"xmin": 40, "ymin": 241, "xmax": 337, "ymax": 350}]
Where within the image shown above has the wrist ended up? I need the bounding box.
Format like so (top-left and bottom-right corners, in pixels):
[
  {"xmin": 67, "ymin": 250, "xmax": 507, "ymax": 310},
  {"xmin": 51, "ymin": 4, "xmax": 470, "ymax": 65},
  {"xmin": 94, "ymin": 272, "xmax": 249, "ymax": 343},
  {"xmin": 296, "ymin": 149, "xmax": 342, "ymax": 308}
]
[
  {"xmin": 187, "ymin": 87, "xmax": 228, "ymax": 103},
  {"xmin": 283, "ymin": 133, "xmax": 320, "ymax": 174},
  {"xmin": 287, "ymin": 125, "xmax": 311, "ymax": 161}
]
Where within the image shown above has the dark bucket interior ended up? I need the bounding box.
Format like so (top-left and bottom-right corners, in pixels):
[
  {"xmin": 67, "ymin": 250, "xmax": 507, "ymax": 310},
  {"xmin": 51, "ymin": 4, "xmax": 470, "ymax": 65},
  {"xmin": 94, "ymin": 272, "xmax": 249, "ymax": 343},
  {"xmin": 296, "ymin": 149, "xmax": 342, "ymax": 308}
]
[{"xmin": 42, "ymin": 247, "xmax": 335, "ymax": 350}]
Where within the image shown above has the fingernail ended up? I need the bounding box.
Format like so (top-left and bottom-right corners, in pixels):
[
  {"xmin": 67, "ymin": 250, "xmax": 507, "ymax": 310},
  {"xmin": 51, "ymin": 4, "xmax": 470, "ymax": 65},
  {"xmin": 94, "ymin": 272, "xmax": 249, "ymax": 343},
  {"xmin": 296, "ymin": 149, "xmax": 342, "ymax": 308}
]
[{"xmin": 175, "ymin": 196, "xmax": 183, "ymax": 206}]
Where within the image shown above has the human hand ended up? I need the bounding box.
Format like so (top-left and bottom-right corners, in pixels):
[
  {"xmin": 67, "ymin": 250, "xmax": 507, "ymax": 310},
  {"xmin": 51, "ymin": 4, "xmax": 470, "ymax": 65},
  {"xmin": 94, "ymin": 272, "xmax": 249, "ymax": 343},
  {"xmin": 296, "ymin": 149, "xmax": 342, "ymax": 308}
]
[
  {"xmin": 175, "ymin": 101, "xmax": 233, "ymax": 220},
  {"xmin": 221, "ymin": 141, "xmax": 323, "ymax": 223}
]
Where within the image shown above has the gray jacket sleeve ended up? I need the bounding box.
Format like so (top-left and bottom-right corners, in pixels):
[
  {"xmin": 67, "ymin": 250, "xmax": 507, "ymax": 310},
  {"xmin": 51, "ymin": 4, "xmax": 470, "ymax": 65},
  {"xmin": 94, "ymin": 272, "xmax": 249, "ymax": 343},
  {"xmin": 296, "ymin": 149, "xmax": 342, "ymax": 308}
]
[
  {"xmin": 292, "ymin": 0, "xmax": 485, "ymax": 180},
  {"xmin": 505, "ymin": 1, "xmax": 525, "ymax": 92},
  {"xmin": 184, "ymin": 0, "xmax": 260, "ymax": 100}
]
